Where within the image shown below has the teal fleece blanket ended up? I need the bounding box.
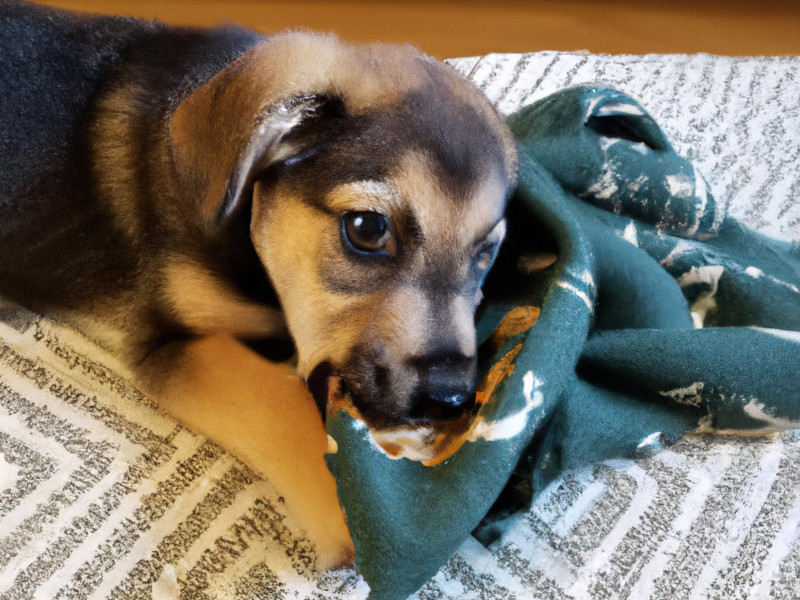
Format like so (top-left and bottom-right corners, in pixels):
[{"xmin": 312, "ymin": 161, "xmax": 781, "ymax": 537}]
[{"xmin": 325, "ymin": 86, "xmax": 800, "ymax": 600}]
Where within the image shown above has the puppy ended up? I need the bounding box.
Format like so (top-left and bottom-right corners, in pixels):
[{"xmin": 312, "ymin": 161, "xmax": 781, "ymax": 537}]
[{"xmin": 0, "ymin": 0, "xmax": 517, "ymax": 542}]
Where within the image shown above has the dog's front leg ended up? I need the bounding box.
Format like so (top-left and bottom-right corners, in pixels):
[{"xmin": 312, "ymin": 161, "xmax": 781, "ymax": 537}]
[{"xmin": 139, "ymin": 334, "xmax": 354, "ymax": 569}]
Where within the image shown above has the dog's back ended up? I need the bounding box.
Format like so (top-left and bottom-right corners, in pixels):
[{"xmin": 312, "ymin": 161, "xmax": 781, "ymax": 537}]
[{"xmin": 0, "ymin": 1, "xmax": 151, "ymax": 201}]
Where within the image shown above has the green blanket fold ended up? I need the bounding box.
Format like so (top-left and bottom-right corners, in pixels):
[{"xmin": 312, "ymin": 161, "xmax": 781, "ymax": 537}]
[{"xmin": 325, "ymin": 85, "xmax": 800, "ymax": 600}]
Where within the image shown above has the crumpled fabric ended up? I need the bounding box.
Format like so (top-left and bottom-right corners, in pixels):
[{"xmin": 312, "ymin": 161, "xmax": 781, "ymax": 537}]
[{"xmin": 325, "ymin": 86, "xmax": 800, "ymax": 600}]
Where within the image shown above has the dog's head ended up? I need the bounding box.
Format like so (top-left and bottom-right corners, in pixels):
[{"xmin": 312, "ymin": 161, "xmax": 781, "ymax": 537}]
[{"xmin": 169, "ymin": 33, "xmax": 517, "ymax": 462}]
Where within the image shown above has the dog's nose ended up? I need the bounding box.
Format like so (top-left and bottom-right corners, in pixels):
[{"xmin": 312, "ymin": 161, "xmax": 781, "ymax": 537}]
[
  {"xmin": 412, "ymin": 385, "xmax": 476, "ymax": 421},
  {"xmin": 408, "ymin": 352, "xmax": 476, "ymax": 421}
]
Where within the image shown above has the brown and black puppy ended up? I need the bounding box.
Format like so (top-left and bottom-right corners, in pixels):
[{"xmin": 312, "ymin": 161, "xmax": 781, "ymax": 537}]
[{"xmin": 0, "ymin": 2, "xmax": 516, "ymax": 463}]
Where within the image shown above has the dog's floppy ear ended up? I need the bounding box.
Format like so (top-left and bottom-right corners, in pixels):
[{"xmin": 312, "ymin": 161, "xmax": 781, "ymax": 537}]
[
  {"xmin": 169, "ymin": 74, "xmax": 328, "ymax": 229},
  {"xmin": 214, "ymin": 94, "xmax": 328, "ymax": 226}
]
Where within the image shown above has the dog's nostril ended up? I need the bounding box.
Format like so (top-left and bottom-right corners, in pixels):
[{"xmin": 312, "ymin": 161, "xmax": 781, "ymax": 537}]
[{"xmin": 412, "ymin": 388, "xmax": 476, "ymax": 421}]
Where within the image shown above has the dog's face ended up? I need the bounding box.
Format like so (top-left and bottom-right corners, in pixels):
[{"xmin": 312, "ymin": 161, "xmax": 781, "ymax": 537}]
[
  {"xmin": 252, "ymin": 107, "xmax": 510, "ymax": 432},
  {"xmin": 169, "ymin": 33, "xmax": 517, "ymax": 462}
]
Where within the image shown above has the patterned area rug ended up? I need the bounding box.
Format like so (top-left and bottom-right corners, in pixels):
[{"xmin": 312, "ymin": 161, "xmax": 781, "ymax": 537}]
[
  {"xmin": 0, "ymin": 305, "xmax": 358, "ymax": 600},
  {"xmin": 418, "ymin": 433, "xmax": 800, "ymax": 600},
  {"xmin": 1, "ymin": 51, "xmax": 798, "ymax": 599}
]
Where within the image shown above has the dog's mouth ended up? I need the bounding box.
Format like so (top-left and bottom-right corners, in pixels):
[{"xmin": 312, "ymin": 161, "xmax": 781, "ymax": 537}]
[
  {"xmin": 306, "ymin": 360, "xmax": 338, "ymax": 416},
  {"xmin": 307, "ymin": 361, "xmax": 476, "ymax": 466}
]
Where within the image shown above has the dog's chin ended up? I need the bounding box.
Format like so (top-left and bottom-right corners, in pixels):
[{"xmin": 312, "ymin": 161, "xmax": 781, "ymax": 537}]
[
  {"xmin": 364, "ymin": 418, "xmax": 474, "ymax": 466},
  {"xmin": 306, "ymin": 362, "xmax": 475, "ymax": 466}
]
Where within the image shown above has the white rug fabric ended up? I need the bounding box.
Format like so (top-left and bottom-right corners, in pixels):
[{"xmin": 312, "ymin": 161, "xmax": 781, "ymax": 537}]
[
  {"xmin": 0, "ymin": 303, "xmax": 361, "ymax": 600},
  {"xmin": 1, "ymin": 51, "xmax": 798, "ymax": 599},
  {"xmin": 416, "ymin": 433, "xmax": 800, "ymax": 600}
]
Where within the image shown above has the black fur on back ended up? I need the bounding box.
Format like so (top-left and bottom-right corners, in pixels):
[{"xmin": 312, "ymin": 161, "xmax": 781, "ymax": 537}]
[{"xmin": 0, "ymin": 1, "xmax": 265, "ymax": 322}]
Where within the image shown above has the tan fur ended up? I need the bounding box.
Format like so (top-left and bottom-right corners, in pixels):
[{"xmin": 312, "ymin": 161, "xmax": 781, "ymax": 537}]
[
  {"xmin": 151, "ymin": 334, "xmax": 354, "ymax": 568},
  {"xmin": 163, "ymin": 258, "xmax": 287, "ymax": 338},
  {"xmin": 92, "ymin": 89, "xmax": 154, "ymax": 241},
  {"xmin": 250, "ymin": 188, "xmax": 377, "ymax": 378},
  {"xmin": 326, "ymin": 180, "xmax": 405, "ymax": 216},
  {"xmin": 386, "ymin": 151, "xmax": 509, "ymax": 255}
]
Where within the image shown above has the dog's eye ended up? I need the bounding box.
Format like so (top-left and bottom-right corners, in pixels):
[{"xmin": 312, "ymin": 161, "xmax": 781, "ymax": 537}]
[{"xmin": 342, "ymin": 212, "xmax": 397, "ymax": 257}]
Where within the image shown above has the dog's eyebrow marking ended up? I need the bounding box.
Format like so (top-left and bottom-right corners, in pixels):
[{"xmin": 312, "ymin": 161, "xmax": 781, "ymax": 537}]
[{"xmin": 326, "ymin": 180, "xmax": 403, "ymax": 214}]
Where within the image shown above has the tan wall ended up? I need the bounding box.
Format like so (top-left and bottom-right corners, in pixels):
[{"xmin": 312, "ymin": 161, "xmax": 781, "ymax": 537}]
[{"xmin": 40, "ymin": 0, "xmax": 800, "ymax": 59}]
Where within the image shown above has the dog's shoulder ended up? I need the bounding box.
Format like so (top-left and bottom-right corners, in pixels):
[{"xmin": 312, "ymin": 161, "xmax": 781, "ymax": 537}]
[
  {"xmin": 0, "ymin": 1, "xmax": 263, "ymax": 195},
  {"xmin": 0, "ymin": 2, "xmax": 269, "ymax": 347}
]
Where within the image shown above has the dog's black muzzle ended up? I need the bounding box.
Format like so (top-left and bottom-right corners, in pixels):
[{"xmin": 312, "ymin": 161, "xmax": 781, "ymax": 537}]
[{"xmin": 307, "ymin": 351, "xmax": 477, "ymax": 428}]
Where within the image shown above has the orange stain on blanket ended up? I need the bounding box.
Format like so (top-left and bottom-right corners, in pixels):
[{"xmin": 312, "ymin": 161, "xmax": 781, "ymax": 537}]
[
  {"xmin": 422, "ymin": 305, "xmax": 541, "ymax": 465},
  {"xmin": 488, "ymin": 305, "xmax": 541, "ymax": 350}
]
